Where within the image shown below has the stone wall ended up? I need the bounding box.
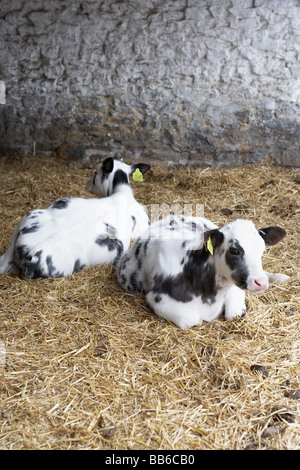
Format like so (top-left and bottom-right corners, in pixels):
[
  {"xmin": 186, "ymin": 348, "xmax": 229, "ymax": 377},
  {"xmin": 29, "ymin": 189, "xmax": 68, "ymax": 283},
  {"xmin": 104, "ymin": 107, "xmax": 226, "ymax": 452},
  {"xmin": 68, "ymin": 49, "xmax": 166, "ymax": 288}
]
[{"xmin": 1, "ymin": 0, "xmax": 300, "ymax": 167}]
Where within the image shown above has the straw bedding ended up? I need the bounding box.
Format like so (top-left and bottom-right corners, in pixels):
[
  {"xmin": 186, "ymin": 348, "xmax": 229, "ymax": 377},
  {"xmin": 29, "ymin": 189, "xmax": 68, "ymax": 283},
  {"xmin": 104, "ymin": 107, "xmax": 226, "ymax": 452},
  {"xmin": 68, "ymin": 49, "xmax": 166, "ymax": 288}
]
[{"xmin": 0, "ymin": 156, "xmax": 299, "ymax": 450}]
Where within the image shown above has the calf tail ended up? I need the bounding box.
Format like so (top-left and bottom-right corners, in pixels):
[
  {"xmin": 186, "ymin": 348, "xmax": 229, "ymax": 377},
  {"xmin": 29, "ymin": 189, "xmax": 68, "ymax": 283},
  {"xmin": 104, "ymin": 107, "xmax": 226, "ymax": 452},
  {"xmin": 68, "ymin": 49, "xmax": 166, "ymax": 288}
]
[
  {"xmin": 0, "ymin": 226, "xmax": 20, "ymax": 273},
  {"xmin": 0, "ymin": 253, "xmax": 16, "ymax": 273}
]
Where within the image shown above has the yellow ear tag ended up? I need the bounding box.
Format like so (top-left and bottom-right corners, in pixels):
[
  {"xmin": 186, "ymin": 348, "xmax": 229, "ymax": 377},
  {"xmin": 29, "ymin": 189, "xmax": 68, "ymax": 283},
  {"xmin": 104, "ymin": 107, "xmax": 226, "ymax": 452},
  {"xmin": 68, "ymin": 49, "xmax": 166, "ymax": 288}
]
[
  {"xmin": 133, "ymin": 168, "xmax": 143, "ymax": 182},
  {"xmin": 206, "ymin": 236, "xmax": 214, "ymax": 255}
]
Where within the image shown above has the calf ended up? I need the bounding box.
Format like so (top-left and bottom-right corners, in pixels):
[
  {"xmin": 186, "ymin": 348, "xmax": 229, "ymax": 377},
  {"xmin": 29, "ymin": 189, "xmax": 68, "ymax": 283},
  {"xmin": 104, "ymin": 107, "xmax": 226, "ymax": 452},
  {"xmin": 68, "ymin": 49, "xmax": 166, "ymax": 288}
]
[
  {"xmin": 0, "ymin": 157, "xmax": 150, "ymax": 279},
  {"xmin": 117, "ymin": 216, "xmax": 289, "ymax": 328}
]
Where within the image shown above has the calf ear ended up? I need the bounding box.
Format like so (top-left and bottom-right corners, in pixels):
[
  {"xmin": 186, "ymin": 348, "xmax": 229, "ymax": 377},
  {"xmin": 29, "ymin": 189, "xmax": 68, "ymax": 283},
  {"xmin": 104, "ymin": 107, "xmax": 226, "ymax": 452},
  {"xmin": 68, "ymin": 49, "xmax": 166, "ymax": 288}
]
[
  {"xmin": 258, "ymin": 227, "xmax": 286, "ymax": 245},
  {"xmin": 130, "ymin": 163, "xmax": 151, "ymax": 175},
  {"xmin": 203, "ymin": 229, "xmax": 224, "ymax": 254},
  {"xmin": 102, "ymin": 157, "xmax": 114, "ymax": 174}
]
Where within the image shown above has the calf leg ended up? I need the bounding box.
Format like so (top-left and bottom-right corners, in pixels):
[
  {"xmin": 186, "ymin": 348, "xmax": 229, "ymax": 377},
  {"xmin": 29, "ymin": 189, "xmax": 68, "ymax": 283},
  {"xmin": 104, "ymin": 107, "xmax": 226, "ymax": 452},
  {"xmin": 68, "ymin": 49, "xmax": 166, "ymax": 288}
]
[
  {"xmin": 265, "ymin": 271, "xmax": 290, "ymax": 283},
  {"xmin": 146, "ymin": 291, "xmax": 203, "ymax": 329},
  {"xmin": 224, "ymin": 285, "xmax": 246, "ymax": 321}
]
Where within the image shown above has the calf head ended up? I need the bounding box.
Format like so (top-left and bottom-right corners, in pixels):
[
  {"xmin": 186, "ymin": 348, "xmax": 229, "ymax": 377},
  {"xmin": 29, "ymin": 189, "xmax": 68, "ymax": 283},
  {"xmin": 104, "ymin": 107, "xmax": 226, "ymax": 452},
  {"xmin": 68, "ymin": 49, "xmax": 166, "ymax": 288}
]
[
  {"xmin": 204, "ymin": 219, "xmax": 286, "ymax": 292},
  {"xmin": 86, "ymin": 157, "xmax": 150, "ymax": 197}
]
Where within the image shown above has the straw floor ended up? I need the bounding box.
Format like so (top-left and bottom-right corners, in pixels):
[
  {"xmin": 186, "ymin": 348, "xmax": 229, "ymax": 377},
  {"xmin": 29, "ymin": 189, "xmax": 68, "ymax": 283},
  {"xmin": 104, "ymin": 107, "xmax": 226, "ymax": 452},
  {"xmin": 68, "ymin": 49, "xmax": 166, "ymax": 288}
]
[{"xmin": 0, "ymin": 156, "xmax": 299, "ymax": 450}]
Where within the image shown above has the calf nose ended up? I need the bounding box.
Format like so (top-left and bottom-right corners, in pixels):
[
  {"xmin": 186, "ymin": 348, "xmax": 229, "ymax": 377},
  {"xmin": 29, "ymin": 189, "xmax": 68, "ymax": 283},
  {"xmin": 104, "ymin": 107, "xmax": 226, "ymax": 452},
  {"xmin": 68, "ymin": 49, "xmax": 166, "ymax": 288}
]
[{"xmin": 253, "ymin": 277, "xmax": 269, "ymax": 292}]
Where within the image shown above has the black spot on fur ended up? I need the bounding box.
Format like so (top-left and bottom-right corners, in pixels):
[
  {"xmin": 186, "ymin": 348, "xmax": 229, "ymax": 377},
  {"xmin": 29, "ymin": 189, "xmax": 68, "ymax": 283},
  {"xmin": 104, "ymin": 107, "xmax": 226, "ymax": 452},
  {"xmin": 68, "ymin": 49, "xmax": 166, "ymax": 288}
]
[
  {"xmin": 103, "ymin": 223, "xmax": 117, "ymax": 239},
  {"xmin": 46, "ymin": 255, "xmax": 64, "ymax": 278},
  {"xmin": 130, "ymin": 272, "xmax": 140, "ymax": 291},
  {"xmin": 138, "ymin": 258, "xmax": 143, "ymax": 270},
  {"xmin": 19, "ymin": 222, "xmax": 40, "ymax": 235},
  {"xmin": 50, "ymin": 198, "xmax": 70, "ymax": 209},
  {"xmin": 127, "ymin": 271, "xmax": 144, "ymax": 293},
  {"xmin": 46, "ymin": 255, "xmax": 56, "ymax": 276},
  {"xmin": 21, "ymin": 249, "xmax": 43, "ymax": 279},
  {"xmin": 135, "ymin": 241, "xmax": 142, "ymax": 258},
  {"xmin": 14, "ymin": 245, "xmax": 30, "ymax": 264},
  {"xmin": 112, "ymin": 169, "xmax": 129, "ymax": 190},
  {"xmin": 73, "ymin": 259, "xmax": 85, "ymax": 273},
  {"xmin": 152, "ymin": 247, "xmax": 218, "ymax": 304},
  {"xmin": 143, "ymin": 240, "xmax": 150, "ymax": 254},
  {"xmin": 187, "ymin": 251, "xmax": 218, "ymax": 304},
  {"xmin": 95, "ymin": 237, "xmax": 124, "ymax": 264},
  {"xmin": 26, "ymin": 210, "xmax": 43, "ymax": 218},
  {"xmin": 153, "ymin": 273, "xmax": 192, "ymax": 302},
  {"xmin": 225, "ymin": 242, "xmax": 249, "ymax": 289},
  {"xmin": 119, "ymin": 252, "xmax": 130, "ymax": 270}
]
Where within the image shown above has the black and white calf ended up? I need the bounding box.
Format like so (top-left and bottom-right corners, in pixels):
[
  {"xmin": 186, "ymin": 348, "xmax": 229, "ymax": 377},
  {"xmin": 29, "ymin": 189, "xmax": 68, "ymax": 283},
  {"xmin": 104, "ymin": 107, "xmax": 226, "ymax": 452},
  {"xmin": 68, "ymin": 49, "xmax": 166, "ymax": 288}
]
[
  {"xmin": 0, "ymin": 157, "xmax": 150, "ymax": 279},
  {"xmin": 117, "ymin": 216, "xmax": 289, "ymax": 328}
]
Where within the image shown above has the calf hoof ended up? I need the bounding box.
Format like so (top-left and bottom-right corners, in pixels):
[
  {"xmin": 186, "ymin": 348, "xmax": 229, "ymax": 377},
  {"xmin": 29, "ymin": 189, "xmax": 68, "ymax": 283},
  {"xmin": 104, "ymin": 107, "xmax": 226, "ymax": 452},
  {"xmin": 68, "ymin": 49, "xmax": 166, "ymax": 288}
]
[
  {"xmin": 268, "ymin": 273, "xmax": 290, "ymax": 284},
  {"xmin": 225, "ymin": 304, "xmax": 247, "ymax": 322}
]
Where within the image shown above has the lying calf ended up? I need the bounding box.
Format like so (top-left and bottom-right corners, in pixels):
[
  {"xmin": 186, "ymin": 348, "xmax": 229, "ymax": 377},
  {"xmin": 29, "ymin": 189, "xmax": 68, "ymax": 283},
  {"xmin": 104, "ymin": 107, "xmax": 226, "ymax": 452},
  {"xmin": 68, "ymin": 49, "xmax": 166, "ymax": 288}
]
[
  {"xmin": 117, "ymin": 216, "xmax": 289, "ymax": 328},
  {"xmin": 0, "ymin": 157, "xmax": 150, "ymax": 279}
]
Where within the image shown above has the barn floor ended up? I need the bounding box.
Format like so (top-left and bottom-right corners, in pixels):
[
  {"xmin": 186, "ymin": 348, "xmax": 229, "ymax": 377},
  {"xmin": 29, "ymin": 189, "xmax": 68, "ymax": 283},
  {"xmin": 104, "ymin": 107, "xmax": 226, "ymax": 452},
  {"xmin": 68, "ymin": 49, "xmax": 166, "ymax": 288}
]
[{"xmin": 0, "ymin": 156, "xmax": 299, "ymax": 450}]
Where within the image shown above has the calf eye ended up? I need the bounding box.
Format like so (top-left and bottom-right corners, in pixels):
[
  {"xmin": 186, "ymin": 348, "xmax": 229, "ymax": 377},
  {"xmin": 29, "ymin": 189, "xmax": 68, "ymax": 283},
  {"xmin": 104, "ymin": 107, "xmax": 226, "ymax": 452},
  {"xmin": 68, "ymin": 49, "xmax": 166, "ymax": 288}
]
[{"xmin": 229, "ymin": 247, "xmax": 240, "ymax": 256}]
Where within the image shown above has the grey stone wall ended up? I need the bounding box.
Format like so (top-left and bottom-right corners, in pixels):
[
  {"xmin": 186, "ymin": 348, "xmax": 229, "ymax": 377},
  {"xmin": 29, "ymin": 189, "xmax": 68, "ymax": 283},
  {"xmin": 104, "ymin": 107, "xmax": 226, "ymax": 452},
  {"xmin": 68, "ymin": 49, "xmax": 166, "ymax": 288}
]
[{"xmin": 1, "ymin": 0, "xmax": 300, "ymax": 167}]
